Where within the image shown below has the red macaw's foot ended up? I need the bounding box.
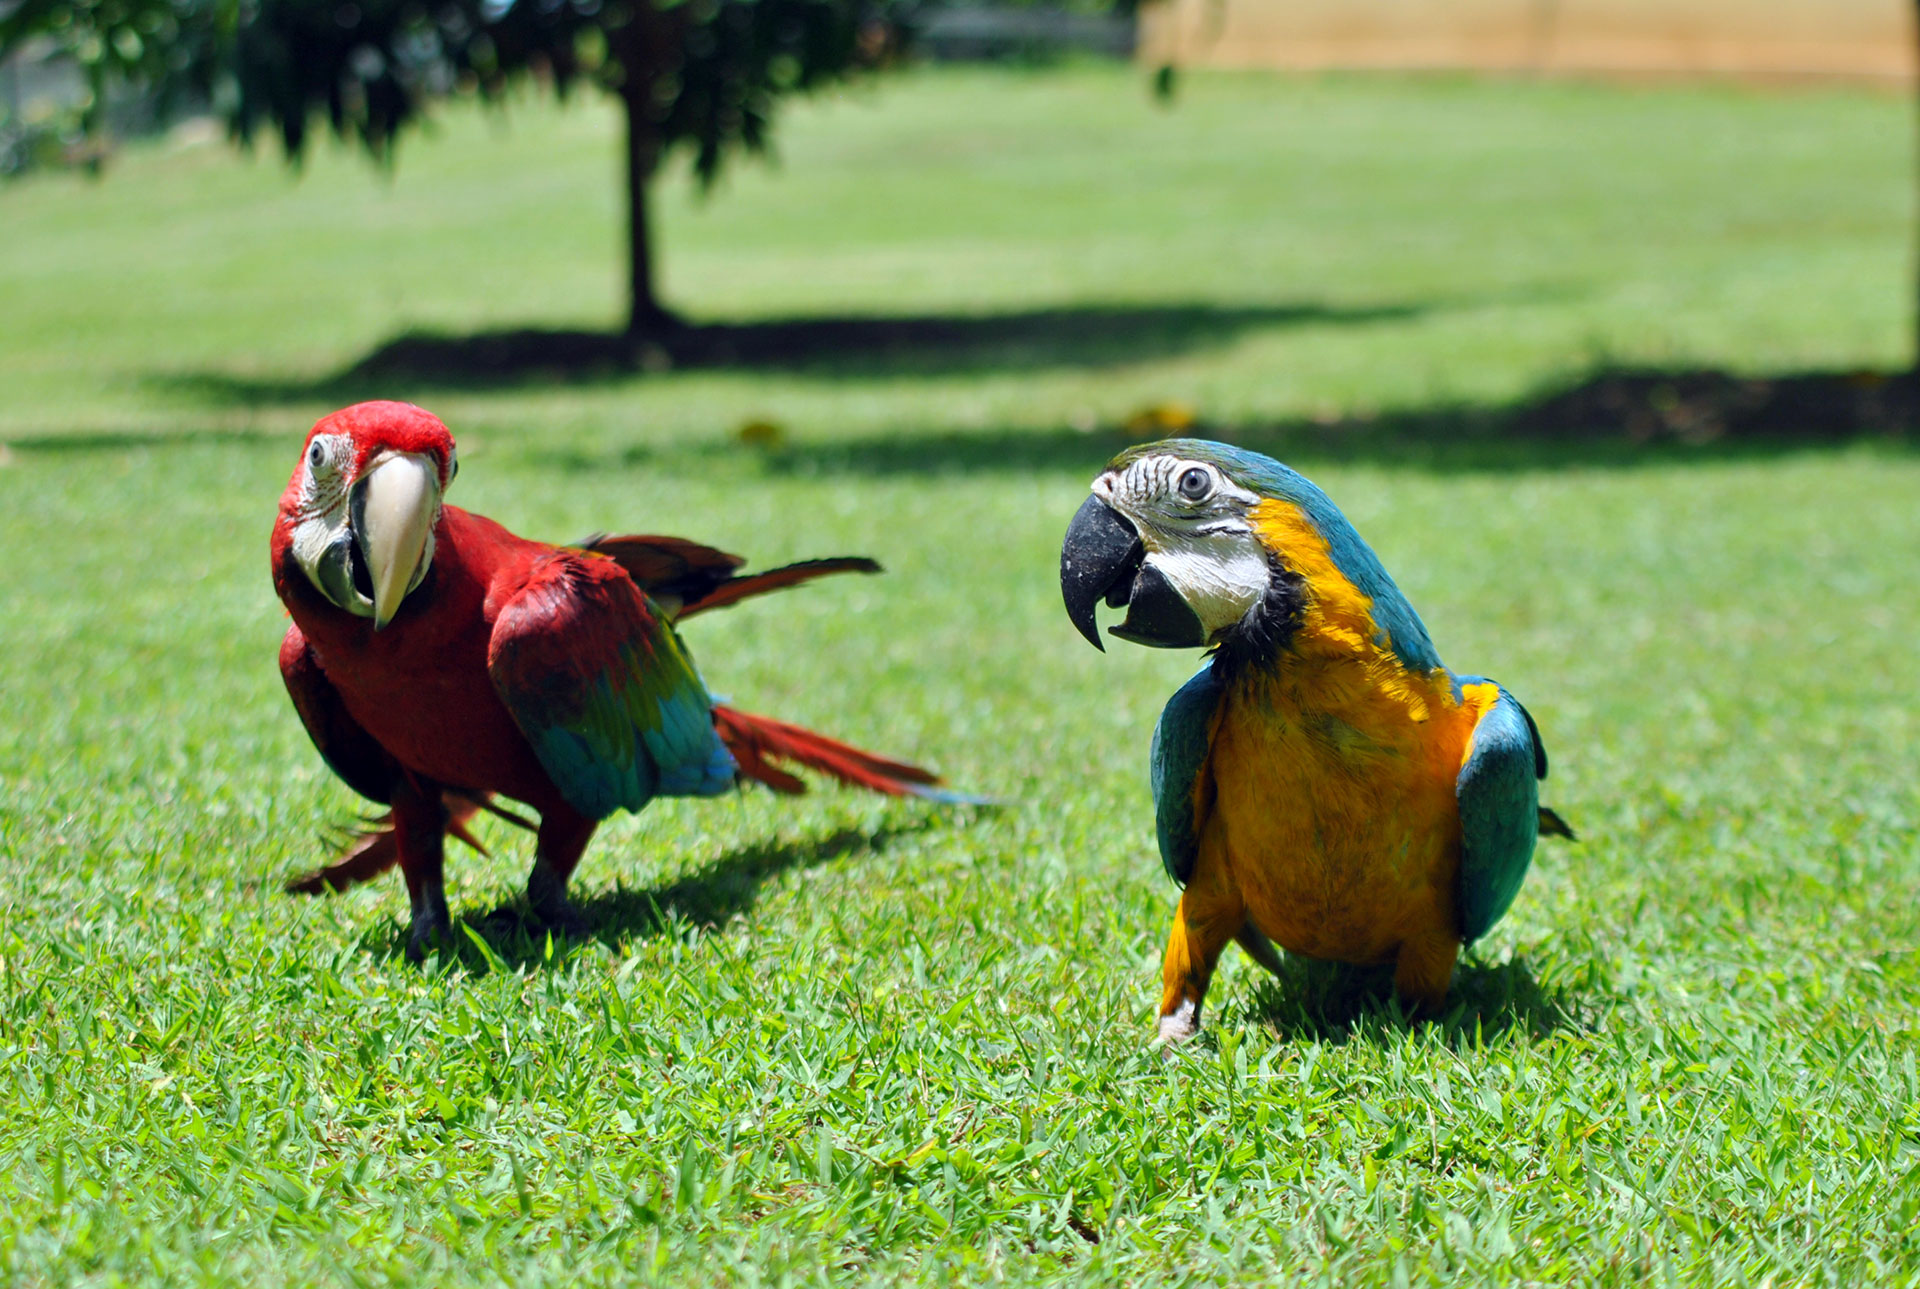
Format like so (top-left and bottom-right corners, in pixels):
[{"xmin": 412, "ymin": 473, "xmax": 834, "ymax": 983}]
[
  {"xmin": 523, "ymin": 808, "xmax": 598, "ymax": 938},
  {"xmin": 400, "ymin": 852, "xmax": 453, "ymax": 963},
  {"xmin": 525, "ymin": 860, "xmax": 590, "ymax": 938},
  {"xmin": 388, "ymin": 779, "xmax": 455, "ymax": 963},
  {"xmin": 525, "ymin": 809, "xmax": 595, "ymax": 937},
  {"xmin": 405, "ymin": 895, "xmax": 454, "ymax": 963}
]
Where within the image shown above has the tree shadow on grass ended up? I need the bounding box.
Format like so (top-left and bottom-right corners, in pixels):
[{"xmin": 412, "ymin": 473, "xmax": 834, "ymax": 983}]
[
  {"xmin": 1233, "ymin": 952, "xmax": 1603, "ymax": 1048},
  {"xmin": 362, "ymin": 821, "xmax": 932, "ymax": 970},
  {"xmin": 152, "ymin": 298, "xmax": 1439, "ymax": 404},
  {"xmin": 22, "ymin": 362, "xmax": 1916, "ymax": 475},
  {"xmin": 726, "ymin": 366, "xmax": 1919, "ymax": 478}
]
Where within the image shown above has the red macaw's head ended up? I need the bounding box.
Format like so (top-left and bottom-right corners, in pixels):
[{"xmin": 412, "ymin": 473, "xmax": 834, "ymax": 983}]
[{"xmin": 278, "ymin": 401, "xmax": 459, "ymax": 629}]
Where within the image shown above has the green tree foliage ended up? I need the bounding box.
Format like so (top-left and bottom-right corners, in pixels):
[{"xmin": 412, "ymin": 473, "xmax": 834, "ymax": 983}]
[{"xmin": 1, "ymin": 0, "xmax": 912, "ymax": 332}]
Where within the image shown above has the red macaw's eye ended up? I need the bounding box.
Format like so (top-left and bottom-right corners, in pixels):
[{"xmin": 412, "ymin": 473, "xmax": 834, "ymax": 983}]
[{"xmin": 309, "ymin": 442, "xmax": 325, "ymax": 469}]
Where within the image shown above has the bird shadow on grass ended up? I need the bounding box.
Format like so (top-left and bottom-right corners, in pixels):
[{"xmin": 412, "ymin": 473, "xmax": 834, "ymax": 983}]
[
  {"xmin": 361, "ymin": 820, "xmax": 934, "ymax": 971},
  {"xmin": 1231, "ymin": 952, "xmax": 1604, "ymax": 1048},
  {"xmin": 151, "ymin": 298, "xmax": 1438, "ymax": 405}
]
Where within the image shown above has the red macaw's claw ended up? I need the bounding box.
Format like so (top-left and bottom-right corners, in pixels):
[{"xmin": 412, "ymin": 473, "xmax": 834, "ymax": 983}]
[{"xmin": 286, "ymin": 791, "xmax": 498, "ymax": 894}]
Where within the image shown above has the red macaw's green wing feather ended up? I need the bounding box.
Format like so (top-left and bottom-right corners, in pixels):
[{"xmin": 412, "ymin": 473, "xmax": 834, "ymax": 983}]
[
  {"xmin": 577, "ymin": 533, "xmax": 880, "ymax": 620},
  {"xmin": 487, "ymin": 552, "xmax": 737, "ymax": 821}
]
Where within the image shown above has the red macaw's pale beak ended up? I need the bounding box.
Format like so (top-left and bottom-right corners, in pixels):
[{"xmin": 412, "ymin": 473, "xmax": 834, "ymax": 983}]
[{"xmin": 350, "ymin": 452, "xmax": 440, "ymax": 629}]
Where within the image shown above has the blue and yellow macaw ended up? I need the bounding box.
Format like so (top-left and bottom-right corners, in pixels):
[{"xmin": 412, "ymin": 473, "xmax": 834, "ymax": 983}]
[{"xmin": 1060, "ymin": 440, "xmax": 1573, "ymax": 1042}]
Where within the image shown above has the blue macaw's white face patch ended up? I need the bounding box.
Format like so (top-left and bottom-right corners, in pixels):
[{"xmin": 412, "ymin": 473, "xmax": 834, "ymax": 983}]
[{"xmin": 1095, "ymin": 455, "xmax": 1271, "ymax": 645}]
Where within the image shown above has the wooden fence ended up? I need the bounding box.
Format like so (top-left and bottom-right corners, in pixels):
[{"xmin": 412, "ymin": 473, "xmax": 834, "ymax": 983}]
[{"xmin": 1138, "ymin": 0, "xmax": 1915, "ymax": 81}]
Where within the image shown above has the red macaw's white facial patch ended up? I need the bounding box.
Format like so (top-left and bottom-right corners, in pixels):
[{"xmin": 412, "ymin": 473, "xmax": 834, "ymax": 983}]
[
  {"xmin": 1096, "ymin": 455, "xmax": 1271, "ymax": 644},
  {"xmin": 287, "ymin": 402, "xmax": 453, "ymax": 623}
]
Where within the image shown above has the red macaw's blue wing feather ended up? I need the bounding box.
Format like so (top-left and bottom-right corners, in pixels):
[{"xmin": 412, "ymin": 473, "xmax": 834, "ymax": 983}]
[
  {"xmin": 488, "ymin": 553, "xmax": 737, "ymax": 820},
  {"xmin": 1454, "ymin": 680, "xmax": 1546, "ymax": 943},
  {"xmin": 1150, "ymin": 663, "xmax": 1224, "ymax": 886}
]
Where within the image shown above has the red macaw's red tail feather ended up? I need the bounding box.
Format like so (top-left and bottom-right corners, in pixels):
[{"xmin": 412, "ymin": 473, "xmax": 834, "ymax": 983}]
[
  {"xmin": 712, "ymin": 704, "xmax": 966, "ymax": 800},
  {"xmin": 676, "ymin": 558, "xmax": 883, "ymax": 619},
  {"xmin": 284, "ymin": 791, "xmax": 524, "ymax": 894}
]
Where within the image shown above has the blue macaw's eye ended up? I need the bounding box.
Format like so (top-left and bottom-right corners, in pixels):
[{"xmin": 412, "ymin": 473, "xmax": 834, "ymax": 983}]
[{"xmin": 1178, "ymin": 467, "xmax": 1212, "ymax": 501}]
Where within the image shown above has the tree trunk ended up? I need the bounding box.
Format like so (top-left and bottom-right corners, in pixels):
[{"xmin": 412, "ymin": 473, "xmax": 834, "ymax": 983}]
[
  {"xmin": 613, "ymin": 0, "xmax": 688, "ymax": 340},
  {"xmin": 622, "ymin": 84, "xmax": 671, "ymax": 338}
]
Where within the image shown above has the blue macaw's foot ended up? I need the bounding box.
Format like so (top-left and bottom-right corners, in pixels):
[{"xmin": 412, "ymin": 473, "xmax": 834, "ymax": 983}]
[
  {"xmin": 1391, "ymin": 930, "xmax": 1461, "ymax": 1016},
  {"xmin": 1158, "ymin": 998, "xmax": 1201, "ymax": 1047},
  {"xmin": 1157, "ymin": 860, "xmax": 1247, "ymax": 1046}
]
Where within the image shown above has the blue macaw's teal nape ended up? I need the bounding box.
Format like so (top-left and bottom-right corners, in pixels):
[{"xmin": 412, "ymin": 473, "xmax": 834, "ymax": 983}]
[{"xmin": 1060, "ymin": 439, "xmax": 1574, "ymax": 1043}]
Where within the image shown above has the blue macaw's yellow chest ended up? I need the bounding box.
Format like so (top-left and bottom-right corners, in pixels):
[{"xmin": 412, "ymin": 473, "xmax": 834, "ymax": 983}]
[
  {"xmin": 1188, "ymin": 497, "xmax": 1502, "ymax": 967},
  {"xmin": 1203, "ymin": 664, "xmax": 1498, "ymax": 966}
]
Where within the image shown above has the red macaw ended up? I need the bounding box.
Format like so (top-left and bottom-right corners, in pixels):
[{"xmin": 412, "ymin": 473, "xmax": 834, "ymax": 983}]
[{"xmin": 271, "ymin": 401, "xmax": 961, "ymax": 957}]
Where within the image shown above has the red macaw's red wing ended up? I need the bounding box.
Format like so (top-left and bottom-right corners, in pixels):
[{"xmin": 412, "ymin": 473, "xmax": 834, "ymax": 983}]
[
  {"xmin": 486, "ymin": 551, "xmax": 738, "ymax": 821},
  {"xmin": 577, "ymin": 533, "xmax": 879, "ymax": 620},
  {"xmin": 279, "ymin": 624, "xmax": 401, "ymax": 805},
  {"xmin": 674, "ymin": 558, "xmax": 883, "ymax": 619},
  {"xmin": 574, "ymin": 534, "xmax": 743, "ymax": 617}
]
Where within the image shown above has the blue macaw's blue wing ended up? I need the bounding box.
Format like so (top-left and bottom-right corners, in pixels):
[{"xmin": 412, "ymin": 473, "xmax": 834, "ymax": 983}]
[
  {"xmin": 1454, "ymin": 680, "xmax": 1546, "ymax": 942},
  {"xmin": 1151, "ymin": 663, "xmax": 1224, "ymax": 886},
  {"xmin": 489, "ymin": 553, "xmax": 736, "ymax": 821}
]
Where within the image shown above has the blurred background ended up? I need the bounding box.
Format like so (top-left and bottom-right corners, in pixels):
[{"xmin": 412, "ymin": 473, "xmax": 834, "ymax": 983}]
[{"xmin": 1, "ymin": 0, "xmax": 1914, "ymax": 451}]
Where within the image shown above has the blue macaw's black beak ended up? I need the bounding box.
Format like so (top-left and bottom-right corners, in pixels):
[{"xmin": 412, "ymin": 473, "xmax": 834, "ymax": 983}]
[{"xmin": 1060, "ymin": 495, "xmax": 1207, "ymax": 651}]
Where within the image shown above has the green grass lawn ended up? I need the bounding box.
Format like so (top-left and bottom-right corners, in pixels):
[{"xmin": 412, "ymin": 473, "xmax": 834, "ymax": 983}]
[{"xmin": 2, "ymin": 65, "xmax": 1918, "ymax": 1285}]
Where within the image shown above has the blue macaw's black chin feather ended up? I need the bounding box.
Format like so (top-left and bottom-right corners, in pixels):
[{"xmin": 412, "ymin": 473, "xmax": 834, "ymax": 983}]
[
  {"xmin": 1212, "ymin": 557, "xmax": 1309, "ymax": 677},
  {"xmin": 1106, "ymin": 563, "xmax": 1208, "ymax": 649},
  {"xmin": 1060, "ymin": 495, "xmax": 1208, "ymax": 651}
]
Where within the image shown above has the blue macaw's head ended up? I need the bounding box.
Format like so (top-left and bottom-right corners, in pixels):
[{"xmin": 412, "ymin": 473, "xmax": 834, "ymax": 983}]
[{"xmin": 1060, "ymin": 439, "xmax": 1441, "ymax": 671}]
